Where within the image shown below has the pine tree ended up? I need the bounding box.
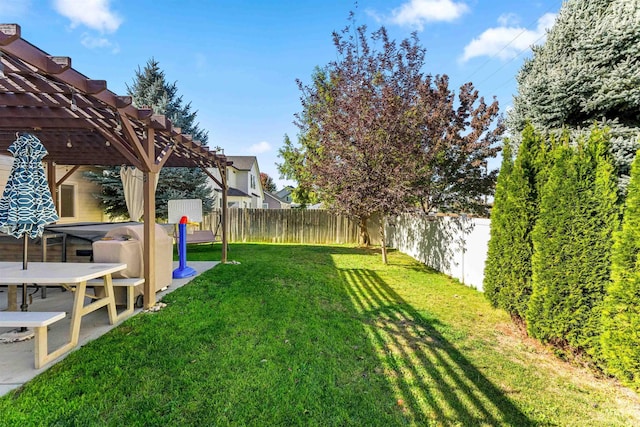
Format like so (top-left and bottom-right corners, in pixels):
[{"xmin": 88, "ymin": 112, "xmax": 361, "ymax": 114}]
[
  {"xmin": 601, "ymin": 147, "xmax": 640, "ymax": 390},
  {"xmin": 126, "ymin": 58, "xmax": 208, "ymax": 143},
  {"xmin": 528, "ymin": 127, "xmax": 619, "ymax": 359},
  {"xmin": 83, "ymin": 167, "xmax": 129, "ymax": 218},
  {"xmin": 86, "ymin": 59, "xmax": 214, "ymax": 220},
  {"xmin": 508, "ymin": 0, "xmax": 640, "ymax": 189}
]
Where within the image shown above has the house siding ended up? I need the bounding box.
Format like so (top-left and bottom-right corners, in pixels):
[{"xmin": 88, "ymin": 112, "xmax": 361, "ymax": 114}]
[
  {"xmin": 206, "ymin": 156, "xmax": 265, "ymax": 209},
  {"xmin": 0, "ymin": 155, "xmax": 105, "ymax": 223},
  {"xmin": 55, "ymin": 165, "xmax": 105, "ymax": 223}
]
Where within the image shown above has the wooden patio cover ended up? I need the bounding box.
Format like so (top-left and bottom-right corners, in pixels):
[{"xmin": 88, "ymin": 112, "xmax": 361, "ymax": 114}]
[{"xmin": 0, "ymin": 24, "xmax": 230, "ymax": 309}]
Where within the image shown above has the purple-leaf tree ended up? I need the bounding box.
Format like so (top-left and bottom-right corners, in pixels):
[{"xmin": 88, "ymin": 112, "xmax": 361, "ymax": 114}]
[{"xmin": 286, "ymin": 17, "xmax": 503, "ymax": 262}]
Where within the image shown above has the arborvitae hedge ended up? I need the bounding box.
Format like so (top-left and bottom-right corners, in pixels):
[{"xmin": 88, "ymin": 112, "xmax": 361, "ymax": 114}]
[
  {"xmin": 528, "ymin": 138, "xmax": 574, "ymax": 343},
  {"xmin": 484, "ymin": 124, "xmax": 542, "ymax": 320},
  {"xmin": 483, "ymin": 142, "xmax": 514, "ymax": 309},
  {"xmin": 528, "ymin": 128, "xmax": 618, "ymax": 360},
  {"xmin": 601, "ymin": 146, "xmax": 640, "ymax": 390},
  {"xmin": 585, "ymin": 129, "xmax": 620, "ymax": 362}
]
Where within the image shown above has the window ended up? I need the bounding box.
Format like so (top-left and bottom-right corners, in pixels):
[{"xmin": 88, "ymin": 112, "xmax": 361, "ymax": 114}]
[
  {"xmin": 59, "ymin": 184, "xmax": 75, "ymax": 218},
  {"xmin": 262, "ymin": 203, "xmax": 269, "ymax": 209},
  {"xmin": 250, "ymin": 174, "xmax": 256, "ymax": 189}
]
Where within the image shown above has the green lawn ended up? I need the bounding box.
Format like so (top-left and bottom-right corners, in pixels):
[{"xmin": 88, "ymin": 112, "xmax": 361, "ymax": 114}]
[{"xmin": 1, "ymin": 244, "xmax": 638, "ymax": 426}]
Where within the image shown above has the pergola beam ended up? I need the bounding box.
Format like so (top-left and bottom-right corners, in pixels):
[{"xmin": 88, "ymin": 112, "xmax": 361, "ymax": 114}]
[
  {"xmin": 117, "ymin": 109, "xmax": 152, "ymax": 170},
  {"xmin": 0, "ymin": 25, "xmax": 142, "ymax": 122},
  {"xmin": 0, "ymin": 24, "xmax": 20, "ymax": 45},
  {"xmin": 49, "ymin": 56, "xmax": 71, "ymax": 73}
]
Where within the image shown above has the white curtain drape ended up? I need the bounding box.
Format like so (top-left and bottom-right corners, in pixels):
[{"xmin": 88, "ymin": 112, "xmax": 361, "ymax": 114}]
[{"xmin": 120, "ymin": 167, "xmax": 158, "ymax": 221}]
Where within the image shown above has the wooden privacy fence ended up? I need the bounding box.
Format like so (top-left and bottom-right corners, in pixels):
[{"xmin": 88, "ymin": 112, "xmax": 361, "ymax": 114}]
[{"xmin": 204, "ymin": 209, "xmax": 380, "ymax": 245}]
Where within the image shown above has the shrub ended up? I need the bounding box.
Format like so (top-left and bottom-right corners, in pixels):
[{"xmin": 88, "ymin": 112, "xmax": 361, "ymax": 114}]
[
  {"xmin": 601, "ymin": 143, "xmax": 640, "ymax": 390},
  {"xmin": 484, "ymin": 124, "xmax": 543, "ymax": 320},
  {"xmin": 528, "ymin": 127, "xmax": 618, "ymax": 361}
]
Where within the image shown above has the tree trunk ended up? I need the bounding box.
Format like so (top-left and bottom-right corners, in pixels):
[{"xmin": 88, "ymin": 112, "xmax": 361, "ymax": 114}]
[
  {"xmin": 379, "ymin": 216, "xmax": 388, "ymax": 264},
  {"xmin": 359, "ymin": 216, "xmax": 370, "ymax": 246}
]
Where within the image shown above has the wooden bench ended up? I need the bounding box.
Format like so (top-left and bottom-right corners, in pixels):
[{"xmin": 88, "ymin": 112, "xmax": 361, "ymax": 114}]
[
  {"xmin": 0, "ymin": 311, "xmax": 66, "ymax": 368},
  {"xmin": 87, "ymin": 277, "xmax": 145, "ymax": 320}
]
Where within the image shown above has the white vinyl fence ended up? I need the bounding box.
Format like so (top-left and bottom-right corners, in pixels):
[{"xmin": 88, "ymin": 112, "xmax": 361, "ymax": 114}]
[{"xmin": 387, "ymin": 213, "xmax": 491, "ymax": 291}]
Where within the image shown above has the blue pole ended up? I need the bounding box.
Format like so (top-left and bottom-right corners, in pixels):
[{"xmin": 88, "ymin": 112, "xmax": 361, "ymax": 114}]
[
  {"xmin": 178, "ymin": 222, "xmax": 188, "ymax": 269},
  {"xmin": 173, "ymin": 216, "xmax": 196, "ymax": 278}
]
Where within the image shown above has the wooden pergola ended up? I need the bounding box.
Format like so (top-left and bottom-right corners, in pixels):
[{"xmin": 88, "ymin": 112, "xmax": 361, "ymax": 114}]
[{"xmin": 0, "ymin": 24, "xmax": 230, "ymax": 309}]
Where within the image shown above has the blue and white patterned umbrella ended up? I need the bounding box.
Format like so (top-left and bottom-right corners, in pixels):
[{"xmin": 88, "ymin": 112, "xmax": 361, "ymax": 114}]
[
  {"xmin": 0, "ymin": 133, "xmax": 59, "ymax": 240},
  {"xmin": 0, "ymin": 133, "xmax": 59, "ymax": 312}
]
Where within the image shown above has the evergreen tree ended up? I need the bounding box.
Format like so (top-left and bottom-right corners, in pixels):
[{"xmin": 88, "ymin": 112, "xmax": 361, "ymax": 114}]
[
  {"xmin": 86, "ymin": 59, "xmax": 214, "ymax": 220},
  {"xmin": 528, "ymin": 138, "xmax": 578, "ymax": 345},
  {"xmin": 84, "ymin": 167, "xmax": 129, "ymax": 218},
  {"xmin": 483, "ymin": 124, "xmax": 543, "ymax": 320},
  {"xmin": 483, "ymin": 141, "xmax": 514, "ymax": 308},
  {"xmin": 584, "ymin": 128, "xmax": 620, "ymax": 361},
  {"xmin": 155, "ymin": 168, "xmax": 213, "ymax": 219},
  {"xmin": 126, "ymin": 58, "xmax": 208, "ymax": 143},
  {"xmin": 277, "ymin": 133, "xmax": 320, "ymax": 207},
  {"xmin": 508, "ymin": 0, "xmax": 640, "ymax": 189},
  {"xmin": 528, "ymin": 127, "xmax": 619, "ymax": 359},
  {"xmin": 601, "ymin": 147, "xmax": 640, "ymax": 390}
]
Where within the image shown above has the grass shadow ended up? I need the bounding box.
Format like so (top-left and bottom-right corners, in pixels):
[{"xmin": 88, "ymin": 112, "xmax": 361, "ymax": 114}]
[{"xmin": 339, "ymin": 267, "xmax": 534, "ymax": 426}]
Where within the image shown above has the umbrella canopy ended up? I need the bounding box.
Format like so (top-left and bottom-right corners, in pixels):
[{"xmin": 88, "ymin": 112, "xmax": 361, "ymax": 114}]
[
  {"xmin": 0, "ymin": 133, "xmax": 59, "ymax": 313},
  {"xmin": 0, "ymin": 133, "xmax": 59, "ymax": 241}
]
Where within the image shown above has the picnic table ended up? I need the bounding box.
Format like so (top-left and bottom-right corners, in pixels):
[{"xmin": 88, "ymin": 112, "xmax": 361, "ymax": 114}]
[{"xmin": 0, "ymin": 262, "xmax": 126, "ymax": 367}]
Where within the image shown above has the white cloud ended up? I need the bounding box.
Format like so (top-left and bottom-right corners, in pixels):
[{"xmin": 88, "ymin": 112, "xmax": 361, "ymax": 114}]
[
  {"xmin": 0, "ymin": 0, "xmax": 31, "ymax": 17},
  {"xmin": 497, "ymin": 13, "xmax": 519, "ymax": 27},
  {"xmin": 388, "ymin": 0, "xmax": 469, "ymax": 30},
  {"xmin": 460, "ymin": 12, "xmax": 556, "ymax": 62},
  {"xmin": 249, "ymin": 141, "xmax": 271, "ymax": 154},
  {"xmin": 53, "ymin": 0, "xmax": 122, "ymax": 33},
  {"xmin": 80, "ymin": 33, "xmax": 120, "ymax": 53}
]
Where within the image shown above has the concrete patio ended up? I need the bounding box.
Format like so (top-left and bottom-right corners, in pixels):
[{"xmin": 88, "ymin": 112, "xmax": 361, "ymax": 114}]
[{"xmin": 0, "ymin": 260, "xmax": 218, "ymax": 397}]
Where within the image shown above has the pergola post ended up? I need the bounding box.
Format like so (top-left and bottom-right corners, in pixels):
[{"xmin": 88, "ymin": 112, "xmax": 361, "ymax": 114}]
[
  {"xmin": 141, "ymin": 126, "xmax": 158, "ymax": 310},
  {"xmin": 220, "ymin": 165, "xmax": 228, "ymax": 263},
  {"xmin": 142, "ymin": 168, "xmax": 158, "ymax": 309},
  {"xmin": 200, "ymin": 160, "xmax": 229, "ymax": 264}
]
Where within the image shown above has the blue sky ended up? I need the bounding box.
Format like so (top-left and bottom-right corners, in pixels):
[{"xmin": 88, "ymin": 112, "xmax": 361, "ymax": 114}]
[{"xmin": 2, "ymin": 0, "xmax": 561, "ymax": 189}]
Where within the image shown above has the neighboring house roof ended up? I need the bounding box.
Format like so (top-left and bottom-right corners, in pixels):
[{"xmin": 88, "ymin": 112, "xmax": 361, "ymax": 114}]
[
  {"xmin": 263, "ymin": 191, "xmax": 292, "ymax": 209},
  {"xmin": 264, "ymin": 192, "xmax": 288, "ymax": 203},
  {"xmin": 225, "ymin": 156, "xmax": 256, "ymax": 171},
  {"xmin": 275, "ymin": 186, "xmax": 294, "ymax": 199},
  {"xmin": 227, "ymin": 187, "xmax": 250, "ymax": 197}
]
